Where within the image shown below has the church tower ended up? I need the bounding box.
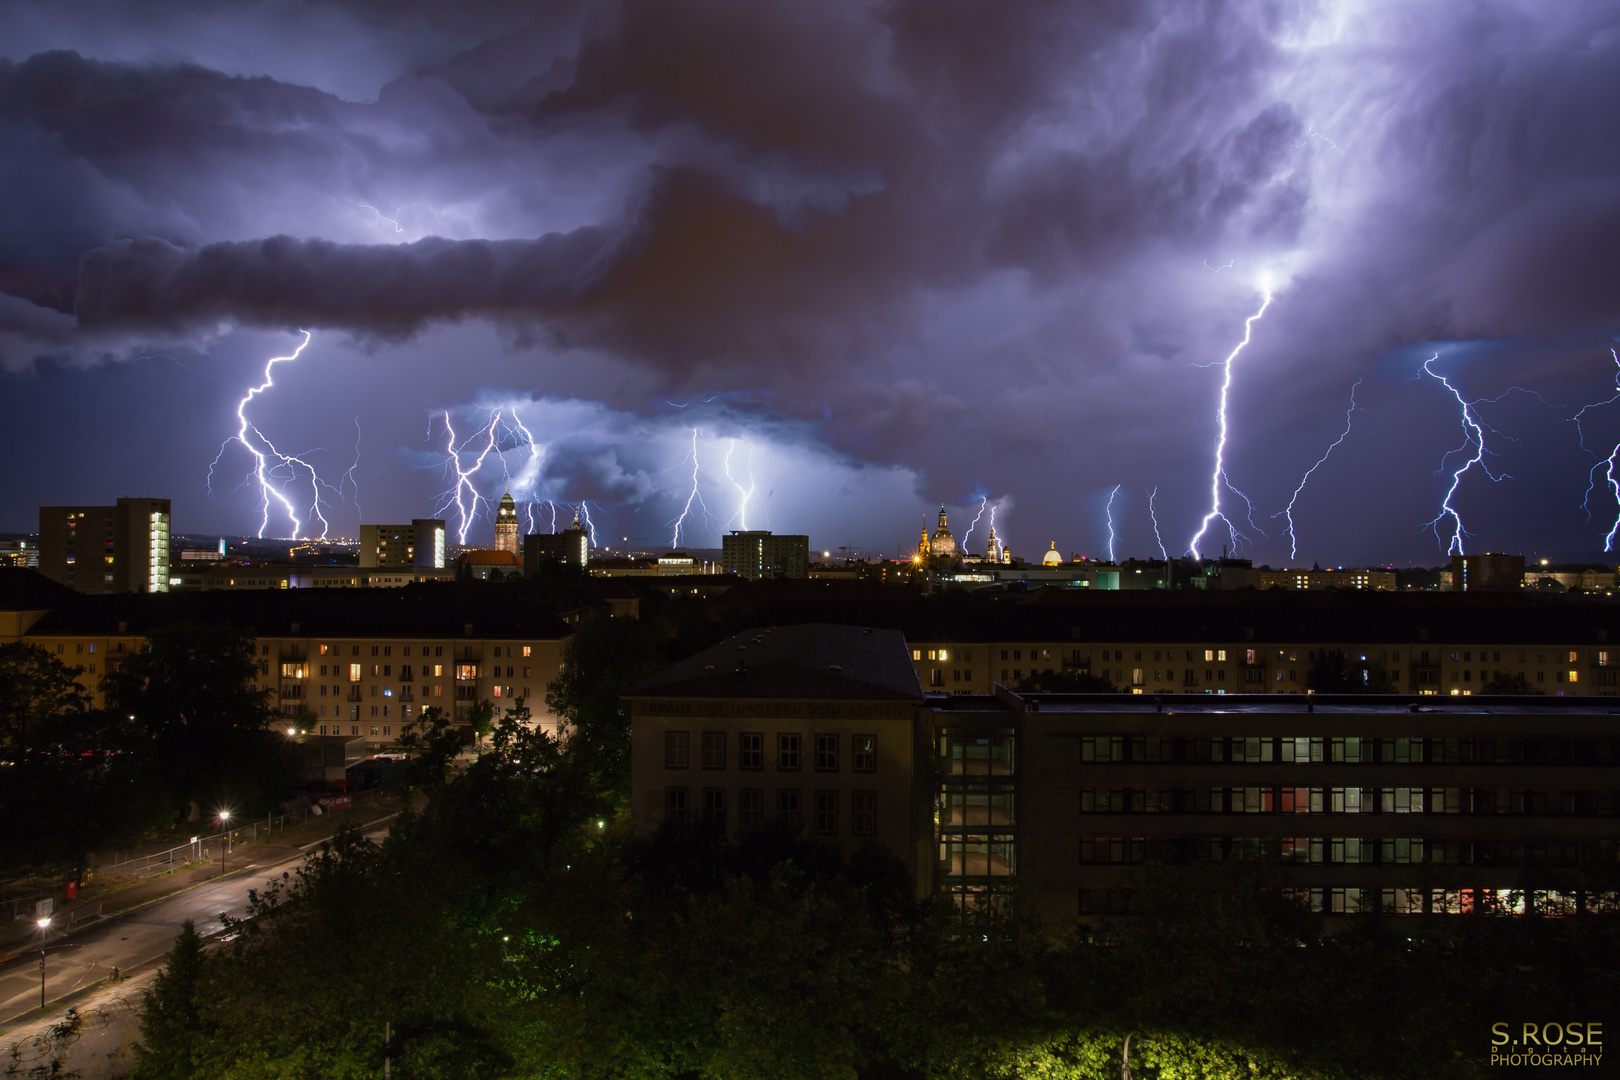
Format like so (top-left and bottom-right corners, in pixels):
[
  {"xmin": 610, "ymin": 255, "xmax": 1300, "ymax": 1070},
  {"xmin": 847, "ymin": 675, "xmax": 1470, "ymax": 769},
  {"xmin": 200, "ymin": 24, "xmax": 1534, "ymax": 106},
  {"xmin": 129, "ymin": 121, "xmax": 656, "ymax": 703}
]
[
  {"xmin": 984, "ymin": 523, "xmax": 999, "ymax": 563},
  {"xmin": 929, "ymin": 504, "xmax": 957, "ymax": 558},
  {"xmin": 494, "ymin": 490, "xmax": 520, "ymax": 555}
]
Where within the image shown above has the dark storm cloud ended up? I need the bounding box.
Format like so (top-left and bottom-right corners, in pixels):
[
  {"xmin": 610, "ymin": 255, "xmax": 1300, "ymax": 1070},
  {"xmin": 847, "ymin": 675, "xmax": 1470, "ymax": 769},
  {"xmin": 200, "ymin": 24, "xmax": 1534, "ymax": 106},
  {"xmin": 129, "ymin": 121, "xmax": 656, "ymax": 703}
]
[{"xmin": 5, "ymin": 0, "xmax": 1620, "ymax": 562}]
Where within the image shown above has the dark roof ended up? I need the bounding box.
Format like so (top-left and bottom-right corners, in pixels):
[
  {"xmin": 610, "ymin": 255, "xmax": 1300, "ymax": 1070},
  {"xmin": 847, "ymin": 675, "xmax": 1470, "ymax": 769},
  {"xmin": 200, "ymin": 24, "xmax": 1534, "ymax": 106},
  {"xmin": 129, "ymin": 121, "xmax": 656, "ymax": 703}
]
[
  {"xmin": 25, "ymin": 582, "xmax": 573, "ymax": 639},
  {"xmin": 0, "ymin": 568, "xmax": 77, "ymax": 610},
  {"xmin": 703, "ymin": 584, "xmax": 1620, "ymax": 646},
  {"xmin": 625, "ymin": 624, "xmax": 923, "ymax": 700}
]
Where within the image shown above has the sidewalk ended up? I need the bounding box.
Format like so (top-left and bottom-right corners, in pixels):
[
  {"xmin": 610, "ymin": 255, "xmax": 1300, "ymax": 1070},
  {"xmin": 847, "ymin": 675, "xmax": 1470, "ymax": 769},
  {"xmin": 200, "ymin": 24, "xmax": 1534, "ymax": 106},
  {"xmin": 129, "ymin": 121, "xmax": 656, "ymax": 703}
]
[{"xmin": 0, "ymin": 799, "xmax": 403, "ymax": 962}]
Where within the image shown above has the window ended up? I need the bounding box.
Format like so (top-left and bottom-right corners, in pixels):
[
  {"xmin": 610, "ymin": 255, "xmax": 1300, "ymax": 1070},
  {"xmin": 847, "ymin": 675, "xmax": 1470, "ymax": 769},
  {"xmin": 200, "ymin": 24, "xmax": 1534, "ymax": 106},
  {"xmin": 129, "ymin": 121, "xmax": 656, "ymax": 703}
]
[
  {"xmin": 930, "ymin": 668, "xmax": 944, "ymax": 686},
  {"xmin": 383, "ymin": 724, "xmax": 391, "ymax": 735},
  {"xmin": 665, "ymin": 787, "xmax": 688, "ymax": 825},
  {"xmin": 739, "ymin": 788, "xmax": 764, "ymax": 828},
  {"xmin": 778, "ymin": 733, "xmax": 801, "ymax": 770},
  {"xmin": 702, "ymin": 732, "xmax": 726, "ymax": 769},
  {"xmin": 702, "ymin": 788, "xmax": 726, "ymax": 825},
  {"xmin": 523, "ymin": 646, "xmax": 532, "ymax": 657},
  {"xmin": 349, "ymin": 664, "xmax": 361, "ymax": 682},
  {"xmin": 370, "ymin": 725, "xmax": 379, "ymax": 736},
  {"xmin": 815, "ymin": 733, "xmax": 838, "ymax": 771},
  {"xmin": 853, "ymin": 734, "xmax": 876, "ymax": 772},
  {"xmin": 740, "ymin": 733, "xmax": 763, "ymax": 770},
  {"xmin": 776, "ymin": 788, "xmax": 801, "ymax": 826},
  {"xmin": 815, "ymin": 790, "xmax": 838, "ymax": 834},
  {"xmin": 852, "ymin": 791, "xmax": 877, "ymax": 837},
  {"xmin": 665, "ymin": 731, "xmax": 690, "ymax": 769}
]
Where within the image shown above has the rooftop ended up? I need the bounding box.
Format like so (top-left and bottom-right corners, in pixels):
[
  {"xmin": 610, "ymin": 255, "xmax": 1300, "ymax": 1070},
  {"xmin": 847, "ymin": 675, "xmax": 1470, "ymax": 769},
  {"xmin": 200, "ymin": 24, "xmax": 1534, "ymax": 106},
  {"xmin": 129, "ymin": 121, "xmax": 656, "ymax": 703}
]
[{"xmin": 625, "ymin": 623, "xmax": 923, "ymax": 700}]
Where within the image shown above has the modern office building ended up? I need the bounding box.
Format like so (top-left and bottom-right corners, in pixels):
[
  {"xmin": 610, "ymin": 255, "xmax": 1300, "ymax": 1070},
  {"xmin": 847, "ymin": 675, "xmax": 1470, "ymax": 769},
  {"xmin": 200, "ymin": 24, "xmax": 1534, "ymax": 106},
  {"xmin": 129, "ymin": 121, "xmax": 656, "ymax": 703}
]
[
  {"xmin": 360, "ymin": 519, "xmax": 446, "ymax": 569},
  {"xmin": 721, "ymin": 530, "xmax": 810, "ymax": 580},
  {"xmin": 628, "ymin": 624, "xmax": 1620, "ymax": 922},
  {"xmin": 38, "ymin": 498, "xmax": 170, "ymax": 594},
  {"xmin": 524, "ymin": 511, "xmax": 590, "ymax": 574}
]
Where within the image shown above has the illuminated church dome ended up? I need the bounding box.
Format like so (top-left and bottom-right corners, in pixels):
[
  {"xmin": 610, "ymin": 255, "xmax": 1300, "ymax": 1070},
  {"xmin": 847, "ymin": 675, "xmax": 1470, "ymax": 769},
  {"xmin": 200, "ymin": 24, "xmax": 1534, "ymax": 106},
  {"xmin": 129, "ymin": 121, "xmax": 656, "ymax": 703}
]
[
  {"xmin": 1042, "ymin": 541, "xmax": 1063, "ymax": 566},
  {"xmin": 929, "ymin": 505, "xmax": 957, "ymax": 557}
]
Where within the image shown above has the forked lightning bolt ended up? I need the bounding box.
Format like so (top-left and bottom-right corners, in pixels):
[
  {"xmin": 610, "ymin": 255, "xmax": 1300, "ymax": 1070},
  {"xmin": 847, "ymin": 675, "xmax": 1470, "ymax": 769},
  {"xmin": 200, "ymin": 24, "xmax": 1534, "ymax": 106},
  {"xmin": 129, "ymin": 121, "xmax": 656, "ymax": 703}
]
[
  {"xmin": 1148, "ymin": 487, "xmax": 1168, "ymax": 561},
  {"xmin": 207, "ymin": 330, "xmax": 345, "ymax": 540},
  {"xmin": 1105, "ymin": 485, "xmax": 1121, "ymax": 562},
  {"xmin": 670, "ymin": 428, "xmax": 711, "ymax": 547},
  {"xmin": 962, "ymin": 495, "xmax": 988, "ymax": 555},
  {"xmin": 1421, "ymin": 355, "xmax": 1511, "ymax": 555},
  {"xmin": 723, "ymin": 438, "xmax": 755, "ymax": 531},
  {"xmin": 1277, "ymin": 379, "xmax": 1363, "ymax": 560},
  {"xmin": 1189, "ymin": 291, "xmax": 1272, "ymax": 559}
]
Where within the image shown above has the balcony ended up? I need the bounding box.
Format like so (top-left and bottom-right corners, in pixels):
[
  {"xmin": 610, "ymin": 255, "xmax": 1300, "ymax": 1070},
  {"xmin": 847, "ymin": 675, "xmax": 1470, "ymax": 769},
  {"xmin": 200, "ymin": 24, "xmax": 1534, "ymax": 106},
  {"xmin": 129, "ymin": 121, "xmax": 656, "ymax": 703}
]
[
  {"xmin": 347, "ymin": 687, "xmax": 363, "ymax": 702},
  {"xmin": 280, "ymin": 685, "xmax": 303, "ymax": 700}
]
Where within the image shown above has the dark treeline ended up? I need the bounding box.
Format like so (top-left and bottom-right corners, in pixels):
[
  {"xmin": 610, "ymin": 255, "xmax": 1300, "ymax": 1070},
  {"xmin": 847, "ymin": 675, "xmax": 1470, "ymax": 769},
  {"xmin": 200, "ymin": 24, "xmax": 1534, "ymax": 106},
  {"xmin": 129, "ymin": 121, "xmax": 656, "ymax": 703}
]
[
  {"xmin": 0, "ymin": 625, "xmax": 291, "ymax": 876},
  {"xmin": 123, "ymin": 613, "xmax": 1617, "ymax": 1080}
]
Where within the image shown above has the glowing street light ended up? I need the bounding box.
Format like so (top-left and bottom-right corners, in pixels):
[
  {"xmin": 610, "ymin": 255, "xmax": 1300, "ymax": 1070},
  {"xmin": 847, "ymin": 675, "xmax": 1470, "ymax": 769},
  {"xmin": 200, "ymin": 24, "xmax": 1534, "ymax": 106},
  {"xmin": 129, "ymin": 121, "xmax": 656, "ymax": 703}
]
[
  {"xmin": 36, "ymin": 916, "xmax": 50, "ymax": 1008},
  {"xmin": 218, "ymin": 810, "xmax": 232, "ymax": 876}
]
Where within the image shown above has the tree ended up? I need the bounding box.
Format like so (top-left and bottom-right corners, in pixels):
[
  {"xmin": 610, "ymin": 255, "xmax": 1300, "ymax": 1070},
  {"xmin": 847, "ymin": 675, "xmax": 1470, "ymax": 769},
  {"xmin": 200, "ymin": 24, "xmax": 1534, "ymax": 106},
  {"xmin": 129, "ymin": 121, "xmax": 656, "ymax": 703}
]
[
  {"xmin": 1481, "ymin": 671, "xmax": 1542, "ymax": 694},
  {"xmin": 1015, "ymin": 668, "xmax": 1116, "ymax": 693},
  {"xmin": 1307, "ymin": 650, "xmax": 1398, "ymax": 693},
  {"xmin": 393, "ymin": 704, "xmax": 471, "ymax": 790},
  {"xmin": 545, "ymin": 614, "xmax": 662, "ymax": 807},
  {"xmin": 0, "ymin": 643, "xmax": 168, "ymax": 874},
  {"xmin": 100, "ymin": 624, "xmax": 285, "ymax": 816},
  {"xmin": 132, "ymin": 921, "xmax": 208, "ymax": 1080}
]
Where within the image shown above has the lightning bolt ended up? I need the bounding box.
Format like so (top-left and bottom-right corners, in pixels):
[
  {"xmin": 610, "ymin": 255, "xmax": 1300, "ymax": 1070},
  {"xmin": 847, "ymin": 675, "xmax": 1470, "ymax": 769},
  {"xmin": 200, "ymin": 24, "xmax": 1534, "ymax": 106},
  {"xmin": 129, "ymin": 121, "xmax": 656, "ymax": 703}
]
[
  {"xmin": 435, "ymin": 410, "xmax": 501, "ymax": 545},
  {"xmin": 1147, "ymin": 487, "xmax": 1168, "ymax": 561},
  {"xmin": 1605, "ymin": 449, "xmax": 1620, "ymax": 552},
  {"xmin": 1276, "ymin": 379, "xmax": 1363, "ymax": 560},
  {"xmin": 357, "ymin": 202, "xmax": 414, "ymax": 234},
  {"xmin": 669, "ymin": 427, "xmax": 711, "ymax": 547},
  {"xmin": 1203, "ymin": 259, "xmax": 1234, "ymax": 276},
  {"xmin": 1572, "ymin": 347, "xmax": 1620, "ymax": 525},
  {"xmin": 576, "ymin": 502, "xmax": 597, "ymax": 548},
  {"xmin": 988, "ymin": 503, "xmax": 1004, "ymax": 562},
  {"xmin": 722, "ymin": 438, "xmax": 755, "ymax": 531},
  {"xmin": 1189, "ymin": 291, "xmax": 1272, "ymax": 559},
  {"xmin": 962, "ymin": 495, "xmax": 988, "ymax": 554},
  {"xmin": 342, "ymin": 417, "xmax": 362, "ymax": 535},
  {"xmin": 1420, "ymin": 355, "xmax": 1512, "ymax": 555},
  {"xmin": 206, "ymin": 330, "xmax": 344, "ymax": 540},
  {"xmin": 1105, "ymin": 485, "xmax": 1121, "ymax": 562}
]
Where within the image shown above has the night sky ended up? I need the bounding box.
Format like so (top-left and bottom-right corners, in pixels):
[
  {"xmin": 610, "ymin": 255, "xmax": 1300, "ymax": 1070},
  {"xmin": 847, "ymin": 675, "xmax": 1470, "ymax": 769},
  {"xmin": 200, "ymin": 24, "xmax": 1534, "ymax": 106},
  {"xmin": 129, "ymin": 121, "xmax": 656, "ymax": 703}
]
[{"xmin": 3, "ymin": 1, "xmax": 1620, "ymax": 566}]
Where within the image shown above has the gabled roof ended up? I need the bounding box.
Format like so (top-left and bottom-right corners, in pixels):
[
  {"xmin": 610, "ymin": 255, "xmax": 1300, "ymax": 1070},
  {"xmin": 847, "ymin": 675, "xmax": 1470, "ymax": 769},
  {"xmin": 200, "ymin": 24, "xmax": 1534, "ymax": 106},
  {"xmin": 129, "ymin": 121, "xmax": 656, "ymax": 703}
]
[{"xmin": 625, "ymin": 623, "xmax": 923, "ymax": 701}]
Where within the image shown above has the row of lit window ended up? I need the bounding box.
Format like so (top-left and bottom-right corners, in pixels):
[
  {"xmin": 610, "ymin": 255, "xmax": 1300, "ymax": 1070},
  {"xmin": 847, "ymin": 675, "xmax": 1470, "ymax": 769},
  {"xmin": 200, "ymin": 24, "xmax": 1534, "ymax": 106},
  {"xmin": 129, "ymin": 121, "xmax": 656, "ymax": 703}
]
[
  {"xmin": 1078, "ymin": 786, "xmax": 1616, "ymax": 815},
  {"xmin": 1078, "ymin": 735, "xmax": 1619, "ymax": 765},
  {"xmin": 1078, "ymin": 887, "xmax": 1588, "ymax": 916},
  {"xmin": 664, "ymin": 731, "xmax": 877, "ymax": 772}
]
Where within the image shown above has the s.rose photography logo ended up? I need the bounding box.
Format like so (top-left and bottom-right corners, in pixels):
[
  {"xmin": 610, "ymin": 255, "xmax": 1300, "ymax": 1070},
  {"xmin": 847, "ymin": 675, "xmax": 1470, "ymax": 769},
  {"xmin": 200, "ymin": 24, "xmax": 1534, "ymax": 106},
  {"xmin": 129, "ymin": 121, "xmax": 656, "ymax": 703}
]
[{"xmin": 1491, "ymin": 1022, "xmax": 1603, "ymax": 1068}]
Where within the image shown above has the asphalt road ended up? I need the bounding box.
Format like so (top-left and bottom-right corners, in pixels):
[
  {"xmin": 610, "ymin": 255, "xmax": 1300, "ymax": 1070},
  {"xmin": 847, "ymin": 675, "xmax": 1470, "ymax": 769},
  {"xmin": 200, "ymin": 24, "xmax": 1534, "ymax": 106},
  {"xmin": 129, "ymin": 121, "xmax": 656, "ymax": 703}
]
[{"xmin": 0, "ymin": 815, "xmax": 398, "ymax": 1032}]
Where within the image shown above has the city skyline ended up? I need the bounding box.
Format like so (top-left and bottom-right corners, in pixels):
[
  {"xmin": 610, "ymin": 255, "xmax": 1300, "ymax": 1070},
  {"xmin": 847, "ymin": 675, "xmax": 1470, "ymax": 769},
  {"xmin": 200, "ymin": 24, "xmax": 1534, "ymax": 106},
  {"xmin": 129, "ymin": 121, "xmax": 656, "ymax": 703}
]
[{"xmin": 3, "ymin": 3, "xmax": 1620, "ymax": 565}]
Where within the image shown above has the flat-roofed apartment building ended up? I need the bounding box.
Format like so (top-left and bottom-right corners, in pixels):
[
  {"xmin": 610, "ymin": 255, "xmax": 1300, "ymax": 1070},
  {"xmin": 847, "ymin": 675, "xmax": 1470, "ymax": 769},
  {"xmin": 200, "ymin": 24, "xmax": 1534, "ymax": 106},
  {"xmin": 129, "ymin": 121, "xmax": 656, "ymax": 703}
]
[
  {"xmin": 7, "ymin": 578, "xmax": 577, "ymax": 749},
  {"xmin": 624, "ymin": 624, "xmax": 929, "ymax": 876},
  {"xmin": 38, "ymin": 497, "xmax": 171, "ymax": 594},
  {"xmin": 898, "ymin": 591, "xmax": 1620, "ymax": 697},
  {"xmin": 628, "ymin": 627, "xmax": 1620, "ymax": 921}
]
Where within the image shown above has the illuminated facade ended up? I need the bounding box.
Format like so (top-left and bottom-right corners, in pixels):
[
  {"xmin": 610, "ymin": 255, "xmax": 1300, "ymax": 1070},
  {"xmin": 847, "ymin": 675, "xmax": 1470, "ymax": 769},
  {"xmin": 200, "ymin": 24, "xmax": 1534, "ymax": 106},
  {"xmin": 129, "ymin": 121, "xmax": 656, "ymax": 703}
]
[
  {"xmin": 361, "ymin": 519, "xmax": 447, "ymax": 569},
  {"xmin": 38, "ymin": 498, "xmax": 170, "ymax": 595},
  {"xmin": 494, "ymin": 492, "xmax": 520, "ymax": 556},
  {"xmin": 721, "ymin": 530, "xmax": 810, "ymax": 580}
]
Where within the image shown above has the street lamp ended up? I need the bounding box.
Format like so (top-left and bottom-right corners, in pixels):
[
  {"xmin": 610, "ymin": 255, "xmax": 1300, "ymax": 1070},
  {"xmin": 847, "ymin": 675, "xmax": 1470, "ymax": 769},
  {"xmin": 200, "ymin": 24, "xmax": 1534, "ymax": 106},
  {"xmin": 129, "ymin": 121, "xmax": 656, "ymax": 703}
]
[
  {"xmin": 219, "ymin": 810, "xmax": 232, "ymax": 875},
  {"xmin": 37, "ymin": 916, "xmax": 50, "ymax": 1008}
]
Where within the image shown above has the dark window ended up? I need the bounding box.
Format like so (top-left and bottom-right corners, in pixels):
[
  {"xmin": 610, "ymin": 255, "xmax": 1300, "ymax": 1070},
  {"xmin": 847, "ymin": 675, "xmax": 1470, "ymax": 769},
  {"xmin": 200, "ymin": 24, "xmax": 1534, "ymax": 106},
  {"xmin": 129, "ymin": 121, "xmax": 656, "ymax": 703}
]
[
  {"xmin": 739, "ymin": 733, "xmax": 763, "ymax": 770},
  {"xmin": 815, "ymin": 733, "xmax": 838, "ymax": 771},
  {"xmin": 853, "ymin": 735, "xmax": 876, "ymax": 772},
  {"xmin": 702, "ymin": 732, "xmax": 726, "ymax": 769},
  {"xmin": 665, "ymin": 787, "xmax": 688, "ymax": 825},
  {"xmin": 777, "ymin": 789, "xmax": 801, "ymax": 827},
  {"xmin": 739, "ymin": 788, "xmax": 764, "ymax": 828},
  {"xmin": 815, "ymin": 790, "xmax": 838, "ymax": 835},
  {"xmin": 852, "ymin": 791, "xmax": 877, "ymax": 837},
  {"xmin": 778, "ymin": 733, "xmax": 801, "ymax": 770},
  {"xmin": 702, "ymin": 788, "xmax": 726, "ymax": 826},
  {"xmin": 930, "ymin": 668, "xmax": 945, "ymax": 686},
  {"xmin": 665, "ymin": 731, "xmax": 689, "ymax": 769}
]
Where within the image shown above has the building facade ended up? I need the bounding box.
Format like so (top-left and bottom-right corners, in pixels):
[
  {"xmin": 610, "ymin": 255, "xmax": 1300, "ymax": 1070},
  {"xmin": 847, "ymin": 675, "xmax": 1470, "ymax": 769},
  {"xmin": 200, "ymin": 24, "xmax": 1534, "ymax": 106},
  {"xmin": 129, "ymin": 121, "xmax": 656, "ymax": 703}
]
[
  {"xmin": 361, "ymin": 519, "xmax": 447, "ymax": 569},
  {"xmin": 626, "ymin": 624, "xmax": 1620, "ymax": 923},
  {"xmin": 722, "ymin": 531, "xmax": 810, "ymax": 580},
  {"xmin": 625, "ymin": 625, "xmax": 929, "ymax": 884},
  {"xmin": 494, "ymin": 492, "xmax": 520, "ymax": 557},
  {"xmin": 38, "ymin": 498, "xmax": 171, "ymax": 595},
  {"xmin": 524, "ymin": 512, "xmax": 590, "ymax": 573}
]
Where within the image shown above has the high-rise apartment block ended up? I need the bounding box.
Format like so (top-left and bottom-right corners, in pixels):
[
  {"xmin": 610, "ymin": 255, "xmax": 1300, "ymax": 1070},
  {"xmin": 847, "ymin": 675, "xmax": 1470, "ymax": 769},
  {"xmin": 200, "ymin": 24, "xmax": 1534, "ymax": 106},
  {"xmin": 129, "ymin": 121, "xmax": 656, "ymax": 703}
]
[
  {"xmin": 360, "ymin": 520, "xmax": 447, "ymax": 569},
  {"xmin": 722, "ymin": 530, "xmax": 810, "ymax": 580},
  {"xmin": 524, "ymin": 510, "xmax": 590, "ymax": 574},
  {"xmin": 38, "ymin": 498, "xmax": 171, "ymax": 594}
]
